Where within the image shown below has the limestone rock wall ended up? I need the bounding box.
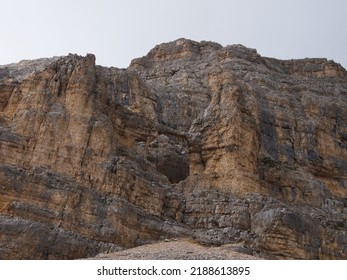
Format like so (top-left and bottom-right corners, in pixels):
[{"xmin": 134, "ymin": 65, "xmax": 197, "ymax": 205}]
[{"xmin": 0, "ymin": 39, "xmax": 346, "ymax": 259}]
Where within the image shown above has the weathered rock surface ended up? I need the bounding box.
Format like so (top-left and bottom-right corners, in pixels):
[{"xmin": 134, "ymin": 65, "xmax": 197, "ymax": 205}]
[{"xmin": 0, "ymin": 38, "xmax": 346, "ymax": 259}]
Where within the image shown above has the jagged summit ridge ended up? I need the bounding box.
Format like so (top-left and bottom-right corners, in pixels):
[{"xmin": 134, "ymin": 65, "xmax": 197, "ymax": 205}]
[
  {"xmin": 130, "ymin": 38, "xmax": 346, "ymax": 77},
  {"xmin": 0, "ymin": 39, "xmax": 346, "ymax": 259},
  {"xmin": 1, "ymin": 38, "xmax": 346, "ymax": 78}
]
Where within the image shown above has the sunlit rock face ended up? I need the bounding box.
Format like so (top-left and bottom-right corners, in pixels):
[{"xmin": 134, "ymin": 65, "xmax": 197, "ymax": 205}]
[{"xmin": 1, "ymin": 39, "xmax": 346, "ymax": 259}]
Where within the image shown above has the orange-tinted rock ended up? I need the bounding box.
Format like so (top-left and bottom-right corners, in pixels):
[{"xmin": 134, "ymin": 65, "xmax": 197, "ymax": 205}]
[{"xmin": 0, "ymin": 39, "xmax": 346, "ymax": 259}]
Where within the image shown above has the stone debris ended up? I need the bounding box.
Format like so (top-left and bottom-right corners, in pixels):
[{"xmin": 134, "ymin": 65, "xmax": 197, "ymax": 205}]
[{"xmin": 88, "ymin": 239, "xmax": 261, "ymax": 260}]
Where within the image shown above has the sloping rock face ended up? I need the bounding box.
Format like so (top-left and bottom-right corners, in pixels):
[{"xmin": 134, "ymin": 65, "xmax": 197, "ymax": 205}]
[{"xmin": 0, "ymin": 39, "xmax": 346, "ymax": 259}]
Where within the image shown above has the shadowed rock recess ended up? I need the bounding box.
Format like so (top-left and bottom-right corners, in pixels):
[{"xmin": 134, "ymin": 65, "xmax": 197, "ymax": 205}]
[{"xmin": 1, "ymin": 39, "xmax": 347, "ymax": 259}]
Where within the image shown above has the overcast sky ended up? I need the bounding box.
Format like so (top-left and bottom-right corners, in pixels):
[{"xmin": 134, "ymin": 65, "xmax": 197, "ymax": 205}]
[{"xmin": 1, "ymin": 0, "xmax": 346, "ymax": 69}]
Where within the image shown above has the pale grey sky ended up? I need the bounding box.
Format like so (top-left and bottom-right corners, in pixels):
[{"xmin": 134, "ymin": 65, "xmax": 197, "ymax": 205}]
[{"xmin": 1, "ymin": 0, "xmax": 346, "ymax": 69}]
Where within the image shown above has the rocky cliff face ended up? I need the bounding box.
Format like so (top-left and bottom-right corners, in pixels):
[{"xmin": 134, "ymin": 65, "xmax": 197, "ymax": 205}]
[{"xmin": 1, "ymin": 38, "xmax": 346, "ymax": 259}]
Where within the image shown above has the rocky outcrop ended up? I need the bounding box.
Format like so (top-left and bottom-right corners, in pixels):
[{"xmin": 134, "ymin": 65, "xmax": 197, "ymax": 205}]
[{"xmin": 1, "ymin": 38, "xmax": 346, "ymax": 259}]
